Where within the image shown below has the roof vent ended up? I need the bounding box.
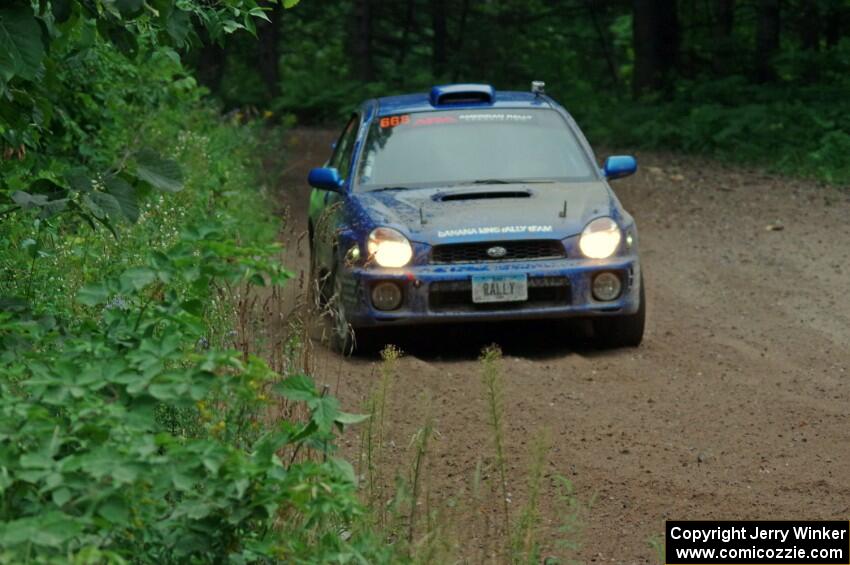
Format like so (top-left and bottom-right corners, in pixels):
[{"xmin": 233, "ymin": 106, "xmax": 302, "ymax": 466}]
[{"xmin": 429, "ymin": 84, "xmax": 495, "ymax": 106}]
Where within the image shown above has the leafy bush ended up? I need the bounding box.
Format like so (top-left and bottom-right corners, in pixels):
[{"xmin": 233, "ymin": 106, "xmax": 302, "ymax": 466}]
[
  {"xmin": 0, "ymin": 243, "xmax": 381, "ymax": 563},
  {"xmin": 0, "ymin": 102, "xmax": 392, "ymax": 565},
  {"xmin": 0, "ymin": 2, "xmax": 397, "ymax": 562},
  {"xmin": 0, "ymin": 71, "xmax": 392, "ymax": 565}
]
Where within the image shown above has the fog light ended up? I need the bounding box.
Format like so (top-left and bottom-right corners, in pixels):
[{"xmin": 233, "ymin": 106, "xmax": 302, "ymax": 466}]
[
  {"xmin": 592, "ymin": 272, "xmax": 622, "ymax": 301},
  {"xmin": 371, "ymin": 282, "xmax": 403, "ymax": 311}
]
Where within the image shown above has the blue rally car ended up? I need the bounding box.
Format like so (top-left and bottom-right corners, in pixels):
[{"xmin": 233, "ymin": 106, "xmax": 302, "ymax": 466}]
[{"xmin": 308, "ymin": 83, "xmax": 644, "ymax": 353}]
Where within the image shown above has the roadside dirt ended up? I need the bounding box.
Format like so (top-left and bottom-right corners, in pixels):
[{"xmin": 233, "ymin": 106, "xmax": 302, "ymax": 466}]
[{"xmin": 273, "ymin": 127, "xmax": 850, "ymax": 563}]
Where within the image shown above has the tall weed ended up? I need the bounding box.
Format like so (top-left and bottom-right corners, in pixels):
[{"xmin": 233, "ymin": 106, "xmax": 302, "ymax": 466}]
[{"xmin": 480, "ymin": 344, "xmax": 511, "ymax": 539}]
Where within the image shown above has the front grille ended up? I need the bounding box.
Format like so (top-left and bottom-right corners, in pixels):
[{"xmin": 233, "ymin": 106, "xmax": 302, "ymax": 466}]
[
  {"xmin": 429, "ymin": 276, "xmax": 570, "ymax": 312},
  {"xmin": 430, "ymin": 240, "xmax": 565, "ymax": 264}
]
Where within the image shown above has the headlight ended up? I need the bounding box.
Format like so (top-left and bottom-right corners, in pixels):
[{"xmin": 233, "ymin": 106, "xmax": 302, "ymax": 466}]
[
  {"xmin": 579, "ymin": 217, "xmax": 622, "ymax": 259},
  {"xmin": 367, "ymin": 227, "xmax": 413, "ymax": 268}
]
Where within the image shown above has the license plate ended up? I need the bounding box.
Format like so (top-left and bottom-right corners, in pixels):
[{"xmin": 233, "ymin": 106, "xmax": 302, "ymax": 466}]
[{"xmin": 471, "ymin": 274, "xmax": 528, "ymax": 303}]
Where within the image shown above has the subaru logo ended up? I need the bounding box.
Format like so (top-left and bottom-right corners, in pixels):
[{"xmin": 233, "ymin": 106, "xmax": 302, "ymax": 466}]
[{"xmin": 487, "ymin": 246, "xmax": 508, "ymax": 258}]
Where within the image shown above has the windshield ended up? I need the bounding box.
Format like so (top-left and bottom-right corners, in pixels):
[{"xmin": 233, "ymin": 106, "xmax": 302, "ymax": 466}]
[{"xmin": 356, "ymin": 108, "xmax": 596, "ymax": 190}]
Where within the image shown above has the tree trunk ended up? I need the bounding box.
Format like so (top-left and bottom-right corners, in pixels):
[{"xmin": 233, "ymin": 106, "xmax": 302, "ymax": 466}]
[
  {"xmin": 632, "ymin": 0, "xmax": 679, "ymax": 97},
  {"xmin": 396, "ymin": 0, "xmax": 416, "ymax": 67},
  {"xmin": 754, "ymin": 0, "xmax": 781, "ymax": 82},
  {"xmin": 352, "ymin": 0, "xmax": 374, "ymax": 82},
  {"xmin": 431, "ymin": 0, "xmax": 448, "ymax": 78},
  {"xmin": 799, "ymin": 1, "xmax": 820, "ymax": 50},
  {"xmin": 707, "ymin": 0, "xmax": 736, "ymax": 76},
  {"xmin": 714, "ymin": 0, "xmax": 734, "ymax": 38},
  {"xmin": 256, "ymin": 2, "xmax": 282, "ymax": 99},
  {"xmin": 587, "ymin": 0, "xmax": 620, "ymax": 87},
  {"xmin": 825, "ymin": 3, "xmax": 846, "ymax": 47},
  {"xmin": 450, "ymin": 0, "xmax": 470, "ymax": 82}
]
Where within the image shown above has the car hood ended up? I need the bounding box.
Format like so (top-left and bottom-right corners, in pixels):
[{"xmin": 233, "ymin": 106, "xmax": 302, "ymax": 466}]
[{"xmin": 353, "ymin": 182, "xmax": 614, "ymax": 243}]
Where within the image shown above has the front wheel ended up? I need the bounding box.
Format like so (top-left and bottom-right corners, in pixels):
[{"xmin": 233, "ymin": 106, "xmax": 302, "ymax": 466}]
[
  {"xmin": 309, "ymin": 240, "xmax": 332, "ymax": 309},
  {"xmin": 328, "ymin": 271, "xmax": 378, "ymax": 355},
  {"xmin": 593, "ymin": 275, "xmax": 646, "ymax": 348}
]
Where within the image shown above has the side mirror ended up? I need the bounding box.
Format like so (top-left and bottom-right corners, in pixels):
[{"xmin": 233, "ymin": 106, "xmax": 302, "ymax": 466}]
[
  {"xmin": 308, "ymin": 167, "xmax": 343, "ymax": 192},
  {"xmin": 603, "ymin": 155, "xmax": 637, "ymax": 180}
]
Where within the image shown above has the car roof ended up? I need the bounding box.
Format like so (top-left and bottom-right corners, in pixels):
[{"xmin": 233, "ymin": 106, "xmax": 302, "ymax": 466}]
[{"xmin": 370, "ymin": 88, "xmax": 557, "ymax": 118}]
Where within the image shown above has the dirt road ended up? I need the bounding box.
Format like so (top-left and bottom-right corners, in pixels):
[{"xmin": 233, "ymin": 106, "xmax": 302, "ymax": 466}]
[{"xmin": 273, "ymin": 128, "xmax": 850, "ymax": 563}]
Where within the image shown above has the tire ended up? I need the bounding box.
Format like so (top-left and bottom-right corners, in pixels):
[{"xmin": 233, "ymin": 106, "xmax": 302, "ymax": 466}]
[
  {"xmin": 309, "ymin": 242, "xmax": 332, "ymax": 309},
  {"xmin": 328, "ymin": 270, "xmax": 379, "ymax": 355},
  {"xmin": 593, "ymin": 275, "xmax": 646, "ymax": 348}
]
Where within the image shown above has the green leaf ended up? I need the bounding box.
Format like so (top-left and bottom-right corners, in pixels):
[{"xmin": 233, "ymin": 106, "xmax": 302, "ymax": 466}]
[
  {"xmin": 65, "ymin": 170, "xmax": 93, "ymax": 193},
  {"xmin": 119, "ymin": 267, "xmax": 156, "ymax": 292},
  {"xmin": 115, "ymin": 0, "xmax": 144, "ymax": 17},
  {"xmin": 166, "ymin": 9, "xmax": 191, "ymax": 45},
  {"xmin": 274, "ymin": 374, "xmax": 317, "ymax": 402},
  {"xmin": 170, "ymin": 466, "xmax": 195, "ymax": 491},
  {"xmin": 334, "ymin": 412, "xmax": 369, "ymax": 426},
  {"xmin": 39, "ymin": 199, "xmax": 69, "ymax": 219},
  {"xmin": 80, "ymin": 194, "xmax": 106, "ymax": 220},
  {"xmin": 19, "ymin": 452, "xmax": 52, "ymax": 469},
  {"xmin": 77, "ymin": 283, "xmax": 109, "ymax": 306},
  {"xmin": 51, "ymin": 487, "xmax": 71, "ymax": 507},
  {"xmin": 135, "ymin": 148, "xmax": 183, "ymax": 192},
  {"xmin": 11, "ymin": 186, "xmax": 70, "ymax": 218},
  {"xmin": 104, "ymin": 176, "xmax": 139, "ymax": 222},
  {"xmin": 11, "ymin": 190, "xmax": 48, "ymax": 209},
  {"xmin": 222, "ymin": 19, "xmax": 244, "ymax": 34},
  {"xmin": 93, "ymin": 213, "xmax": 119, "ymax": 239},
  {"xmin": 329, "ymin": 457, "xmax": 356, "ymax": 485},
  {"xmin": 89, "ymin": 191, "xmax": 123, "ymax": 222},
  {"xmin": 311, "ymin": 395, "xmax": 339, "ymax": 433},
  {"xmin": 148, "ymin": 382, "xmax": 176, "ymax": 400},
  {"xmin": 0, "ymin": 511, "xmax": 84, "ymax": 548},
  {"xmin": 98, "ymin": 495, "xmax": 129, "ymax": 524},
  {"xmin": 248, "ymin": 7, "xmax": 271, "ymax": 22},
  {"xmin": 180, "ymin": 299, "xmax": 204, "ymax": 316},
  {"xmin": 283, "ymin": 0, "xmax": 301, "ymax": 8},
  {"xmin": 0, "ymin": 7, "xmax": 45, "ymax": 82}
]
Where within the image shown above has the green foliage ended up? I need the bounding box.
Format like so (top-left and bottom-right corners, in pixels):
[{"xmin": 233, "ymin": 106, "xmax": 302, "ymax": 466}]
[
  {"xmin": 0, "ymin": 102, "xmax": 390, "ymax": 564},
  {"xmin": 567, "ymin": 48, "xmax": 850, "ymax": 185},
  {"xmin": 0, "ymin": 0, "xmax": 299, "ymax": 233},
  {"xmin": 0, "ymin": 274, "xmax": 373, "ymax": 562},
  {"xmin": 0, "ymin": 78, "xmax": 391, "ymax": 562},
  {"xmin": 0, "ymin": 0, "xmax": 397, "ymax": 561}
]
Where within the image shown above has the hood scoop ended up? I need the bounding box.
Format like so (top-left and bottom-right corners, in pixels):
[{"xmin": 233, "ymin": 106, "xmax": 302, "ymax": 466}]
[{"xmin": 436, "ymin": 190, "xmax": 532, "ymax": 202}]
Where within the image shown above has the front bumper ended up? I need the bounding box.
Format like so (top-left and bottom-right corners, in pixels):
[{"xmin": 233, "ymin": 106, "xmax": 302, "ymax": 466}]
[{"xmin": 338, "ymin": 255, "xmax": 641, "ymax": 327}]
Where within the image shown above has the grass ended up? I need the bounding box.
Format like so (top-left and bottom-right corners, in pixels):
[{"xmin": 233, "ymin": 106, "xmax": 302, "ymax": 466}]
[
  {"xmin": 407, "ymin": 411, "xmax": 434, "ymax": 545},
  {"xmin": 357, "ymin": 344, "xmax": 401, "ymax": 534},
  {"xmin": 339, "ymin": 341, "xmax": 591, "ymax": 563},
  {"xmin": 510, "ymin": 431, "xmax": 550, "ymax": 563},
  {"xmin": 480, "ymin": 344, "xmax": 511, "ymax": 543}
]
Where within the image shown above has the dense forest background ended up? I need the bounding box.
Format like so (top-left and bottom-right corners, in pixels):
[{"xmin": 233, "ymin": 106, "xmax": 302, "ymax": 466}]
[{"xmin": 194, "ymin": 0, "xmax": 850, "ymax": 183}]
